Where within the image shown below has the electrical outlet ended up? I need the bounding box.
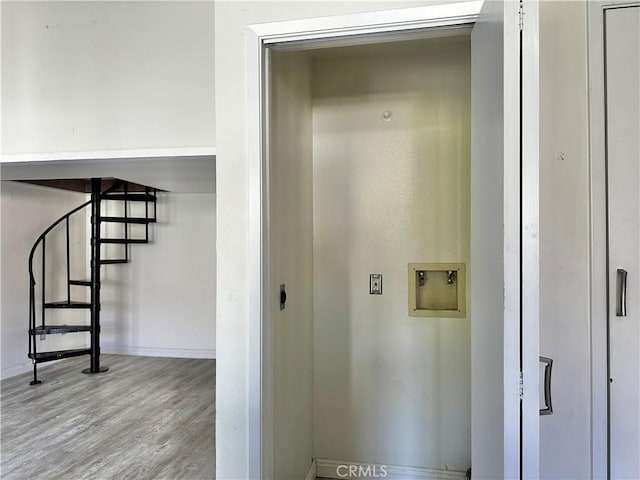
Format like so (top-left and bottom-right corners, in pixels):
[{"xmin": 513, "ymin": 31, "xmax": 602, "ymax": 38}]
[{"xmin": 370, "ymin": 274, "xmax": 382, "ymax": 295}]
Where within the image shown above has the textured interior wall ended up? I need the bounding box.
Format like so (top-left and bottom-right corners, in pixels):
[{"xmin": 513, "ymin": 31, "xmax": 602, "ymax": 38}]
[
  {"xmin": 1, "ymin": 1, "xmax": 215, "ymax": 154},
  {"xmin": 100, "ymin": 193, "xmax": 216, "ymax": 358},
  {"xmin": 1, "ymin": 182, "xmax": 88, "ymax": 379},
  {"xmin": 269, "ymin": 51, "xmax": 314, "ymax": 480},
  {"xmin": 311, "ymin": 37, "xmax": 471, "ymax": 470}
]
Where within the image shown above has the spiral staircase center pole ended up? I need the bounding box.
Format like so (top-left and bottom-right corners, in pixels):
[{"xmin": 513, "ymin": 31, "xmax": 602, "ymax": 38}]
[{"xmin": 83, "ymin": 178, "xmax": 108, "ymax": 374}]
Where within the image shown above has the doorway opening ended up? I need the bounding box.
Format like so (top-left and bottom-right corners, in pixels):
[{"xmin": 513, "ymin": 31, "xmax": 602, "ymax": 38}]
[
  {"xmin": 249, "ymin": 2, "xmax": 538, "ymax": 478},
  {"xmin": 270, "ymin": 33, "xmax": 471, "ymax": 477}
]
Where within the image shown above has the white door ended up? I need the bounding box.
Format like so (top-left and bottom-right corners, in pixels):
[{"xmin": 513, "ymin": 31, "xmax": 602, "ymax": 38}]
[
  {"xmin": 606, "ymin": 6, "xmax": 640, "ymax": 478},
  {"xmin": 471, "ymin": 1, "xmax": 539, "ymax": 478}
]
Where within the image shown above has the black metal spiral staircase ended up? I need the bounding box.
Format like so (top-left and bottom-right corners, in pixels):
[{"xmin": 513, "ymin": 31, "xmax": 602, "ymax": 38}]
[{"xmin": 26, "ymin": 177, "xmax": 158, "ymax": 385}]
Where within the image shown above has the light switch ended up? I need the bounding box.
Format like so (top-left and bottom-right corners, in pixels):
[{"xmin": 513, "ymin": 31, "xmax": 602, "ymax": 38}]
[{"xmin": 370, "ymin": 274, "xmax": 383, "ymax": 295}]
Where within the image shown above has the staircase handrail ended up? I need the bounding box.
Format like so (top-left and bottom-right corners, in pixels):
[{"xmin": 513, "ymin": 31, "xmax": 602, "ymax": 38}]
[
  {"xmin": 28, "ymin": 199, "xmax": 93, "ymax": 362},
  {"xmin": 27, "ymin": 199, "xmax": 93, "ymax": 282},
  {"xmin": 27, "ymin": 181, "xmax": 125, "ymax": 282}
]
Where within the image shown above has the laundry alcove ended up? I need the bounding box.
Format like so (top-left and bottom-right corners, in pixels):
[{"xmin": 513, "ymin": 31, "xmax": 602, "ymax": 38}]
[
  {"xmin": 249, "ymin": 2, "xmax": 540, "ymax": 478},
  {"xmin": 271, "ymin": 34, "xmax": 472, "ymax": 476}
]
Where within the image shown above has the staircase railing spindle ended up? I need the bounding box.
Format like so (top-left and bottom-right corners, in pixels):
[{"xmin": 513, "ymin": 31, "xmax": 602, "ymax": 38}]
[
  {"xmin": 41, "ymin": 238, "xmax": 46, "ymax": 329},
  {"xmin": 66, "ymin": 217, "xmax": 71, "ymax": 304}
]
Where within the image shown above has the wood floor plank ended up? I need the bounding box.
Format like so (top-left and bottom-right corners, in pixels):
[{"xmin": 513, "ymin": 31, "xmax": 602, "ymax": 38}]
[{"xmin": 1, "ymin": 354, "xmax": 215, "ymax": 480}]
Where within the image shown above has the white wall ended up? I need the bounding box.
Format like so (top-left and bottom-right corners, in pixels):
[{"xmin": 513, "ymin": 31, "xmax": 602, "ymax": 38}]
[
  {"xmin": 1, "ymin": 0, "xmax": 217, "ymax": 369},
  {"xmin": 1, "ymin": 182, "xmax": 88, "ymax": 379},
  {"xmin": 269, "ymin": 51, "xmax": 314, "ymax": 480},
  {"xmin": 100, "ymin": 193, "xmax": 216, "ymax": 359},
  {"xmin": 214, "ymin": 4, "xmax": 454, "ymax": 478},
  {"xmin": 311, "ymin": 38, "xmax": 470, "ymax": 471},
  {"xmin": 1, "ymin": 1, "xmax": 215, "ymax": 155},
  {"xmin": 539, "ymin": 2, "xmax": 591, "ymax": 478}
]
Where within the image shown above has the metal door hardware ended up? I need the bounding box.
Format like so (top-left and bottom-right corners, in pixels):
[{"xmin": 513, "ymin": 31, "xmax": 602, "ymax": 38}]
[
  {"xmin": 540, "ymin": 356, "xmax": 554, "ymax": 415},
  {"xmin": 280, "ymin": 284, "xmax": 287, "ymax": 311},
  {"xmin": 617, "ymin": 268, "xmax": 627, "ymax": 317}
]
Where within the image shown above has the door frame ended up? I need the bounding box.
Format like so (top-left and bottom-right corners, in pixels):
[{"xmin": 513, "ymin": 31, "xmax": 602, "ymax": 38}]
[
  {"xmin": 588, "ymin": 2, "xmax": 640, "ymax": 478},
  {"xmin": 245, "ymin": 2, "xmax": 534, "ymax": 478}
]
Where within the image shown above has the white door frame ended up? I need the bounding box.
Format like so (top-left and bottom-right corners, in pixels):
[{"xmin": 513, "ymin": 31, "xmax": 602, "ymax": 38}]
[
  {"xmin": 588, "ymin": 3, "xmax": 640, "ymax": 478},
  {"xmin": 245, "ymin": 2, "xmax": 532, "ymax": 478}
]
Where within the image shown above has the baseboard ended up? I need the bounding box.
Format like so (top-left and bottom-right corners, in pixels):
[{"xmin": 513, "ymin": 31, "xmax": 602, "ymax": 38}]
[
  {"xmin": 305, "ymin": 458, "xmax": 317, "ymax": 480},
  {"xmin": 315, "ymin": 458, "xmax": 466, "ymax": 480},
  {"xmin": 2, "ymin": 361, "xmax": 36, "ymax": 380},
  {"xmin": 2, "ymin": 346, "xmax": 215, "ymax": 380},
  {"xmin": 2, "ymin": 357, "xmax": 64, "ymax": 380},
  {"xmin": 101, "ymin": 344, "xmax": 215, "ymax": 359},
  {"xmin": 2, "ymin": 342, "xmax": 90, "ymax": 380}
]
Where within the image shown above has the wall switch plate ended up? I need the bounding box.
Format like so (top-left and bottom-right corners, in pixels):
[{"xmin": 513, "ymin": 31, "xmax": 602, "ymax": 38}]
[{"xmin": 370, "ymin": 274, "xmax": 383, "ymax": 295}]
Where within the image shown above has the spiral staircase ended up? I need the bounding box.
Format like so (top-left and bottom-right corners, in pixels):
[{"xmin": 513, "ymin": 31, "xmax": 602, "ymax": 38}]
[{"xmin": 25, "ymin": 177, "xmax": 159, "ymax": 385}]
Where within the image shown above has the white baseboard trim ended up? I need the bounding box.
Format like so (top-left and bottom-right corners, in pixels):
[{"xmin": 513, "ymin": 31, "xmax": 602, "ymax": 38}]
[
  {"xmin": 305, "ymin": 458, "xmax": 317, "ymax": 480},
  {"xmin": 315, "ymin": 458, "xmax": 466, "ymax": 480},
  {"xmin": 1, "ymin": 346, "xmax": 215, "ymax": 380},
  {"xmin": 2, "ymin": 361, "xmax": 36, "ymax": 380},
  {"xmin": 2, "ymin": 342, "xmax": 90, "ymax": 380},
  {"xmin": 2, "ymin": 357, "xmax": 65, "ymax": 380},
  {"xmin": 101, "ymin": 344, "xmax": 215, "ymax": 359}
]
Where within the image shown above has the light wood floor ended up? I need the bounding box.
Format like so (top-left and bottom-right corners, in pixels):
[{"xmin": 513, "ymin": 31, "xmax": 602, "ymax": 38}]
[{"xmin": 1, "ymin": 354, "xmax": 215, "ymax": 480}]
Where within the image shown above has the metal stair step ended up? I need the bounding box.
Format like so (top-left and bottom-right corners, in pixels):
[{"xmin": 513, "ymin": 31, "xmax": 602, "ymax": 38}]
[
  {"xmin": 28, "ymin": 348, "xmax": 91, "ymax": 363},
  {"xmin": 44, "ymin": 301, "xmax": 92, "ymax": 309},
  {"xmin": 101, "ymin": 193, "xmax": 157, "ymax": 202},
  {"xmin": 100, "ymin": 238, "xmax": 149, "ymax": 244},
  {"xmin": 69, "ymin": 279, "xmax": 91, "ymax": 287},
  {"xmin": 100, "ymin": 259, "xmax": 128, "ymax": 264},
  {"xmin": 100, "ymin": 216, "xmax": 156, "ymax": 224},
  {"xmin": 30, "ymin": 325, "xmax": 91, "ymax": 335}
]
